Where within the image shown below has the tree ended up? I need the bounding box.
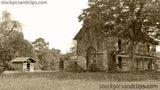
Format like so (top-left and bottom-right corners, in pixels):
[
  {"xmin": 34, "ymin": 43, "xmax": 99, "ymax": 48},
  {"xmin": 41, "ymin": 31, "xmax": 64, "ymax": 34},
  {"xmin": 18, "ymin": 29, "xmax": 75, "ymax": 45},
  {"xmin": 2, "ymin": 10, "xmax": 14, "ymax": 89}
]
[
  {"xmin": 50, "ymin": 48, "xmax": 61, "ymax": 69},
  {"xmin": 32, "ymin": 38, "xmax": 49, "ymax": 52},
  {"xmin": 0, "ymin": 10, "xmax": 22, "ymax": 71},
  {"xmin": 32, "ymin": 38, "xmax": 55, "ymax": 70},
  {"xmin": 0, "ymin": 10, "xmax": 22, "ymax": 37},
  {"xmin": 79, "ymin": 0, "xmax": 160, "ymax": 72}
]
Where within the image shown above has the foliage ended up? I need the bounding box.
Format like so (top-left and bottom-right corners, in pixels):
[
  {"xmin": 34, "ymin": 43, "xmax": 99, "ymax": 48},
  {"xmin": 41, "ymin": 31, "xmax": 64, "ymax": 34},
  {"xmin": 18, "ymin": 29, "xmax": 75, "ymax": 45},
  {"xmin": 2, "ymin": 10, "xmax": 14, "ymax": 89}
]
[
  {"xmin": 64, "ymin": 61, "xmax": 84, "ymax": 72},
  {"xmin": 59, "ymin": 58, "xmax": 64, "ymax": 71},
  {"xmin": 0, "ymin": 10, "xmax": 60, "ymax": 72},
  {"xmin": 32, "ymin": 38, "xmax": 49, "ymax": 52},
  {"xmin": 79, "ymin": 0, "xmax": 160, "ymax": 72},
  {"xmin": 0, "ymin": 31, "xmax": 38, "ymax": 70},
  {"xmin": 88, "ymin": 63, "xmax": 100, "ymax": 72},
  {"xmin": 0, "ymin": 10, "xmax": 38, "ymax": 72},
  {"xmin": 38, "ymin": 48, "xmax": 55, "ymax": 70},
  {"xmin": 32, "ymin": 38, "xmax": 60, "ymax": 70},
  {"xmin": 80, "ymin": 0, "xmax": 160, "ymax": 41}
]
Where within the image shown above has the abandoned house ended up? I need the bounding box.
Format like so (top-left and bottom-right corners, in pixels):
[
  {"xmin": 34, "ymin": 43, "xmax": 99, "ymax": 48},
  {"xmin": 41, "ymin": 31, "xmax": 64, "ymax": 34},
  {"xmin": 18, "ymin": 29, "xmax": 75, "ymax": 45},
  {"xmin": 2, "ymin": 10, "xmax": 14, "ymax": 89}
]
[
  {"xmin": 11, "ymin": 57, "xmax": 36, "ymax": 72},
  {"xmin": 74, "ymin": 28, "xmax": 159, "ymax": 72}
]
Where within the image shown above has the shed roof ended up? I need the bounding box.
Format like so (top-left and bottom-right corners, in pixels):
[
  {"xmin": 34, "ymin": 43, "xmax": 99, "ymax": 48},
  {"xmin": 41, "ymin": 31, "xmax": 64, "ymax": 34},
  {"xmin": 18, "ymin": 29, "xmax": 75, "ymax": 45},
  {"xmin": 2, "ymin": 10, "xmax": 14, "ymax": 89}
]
[{"xmin": 11, "ymin": 57, "xmax": 36, "ymax": 63}]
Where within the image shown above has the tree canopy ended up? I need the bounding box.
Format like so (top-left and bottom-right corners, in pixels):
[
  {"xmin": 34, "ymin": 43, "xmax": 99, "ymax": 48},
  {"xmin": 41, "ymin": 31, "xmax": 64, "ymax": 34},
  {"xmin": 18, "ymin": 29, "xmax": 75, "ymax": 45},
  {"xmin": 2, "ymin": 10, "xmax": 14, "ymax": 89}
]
[
  {"xmin": 79, "ymin": 0, "xmax": 160, "ymax": 44},
  {"xmin": 32, "ymin": 38, "xmax": 60, "ymax": 70}
]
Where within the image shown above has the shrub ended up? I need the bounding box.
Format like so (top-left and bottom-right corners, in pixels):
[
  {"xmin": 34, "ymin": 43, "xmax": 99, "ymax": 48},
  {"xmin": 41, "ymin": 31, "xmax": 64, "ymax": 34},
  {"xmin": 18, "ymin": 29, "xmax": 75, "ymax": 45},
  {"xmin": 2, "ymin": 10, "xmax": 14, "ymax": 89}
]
[
  {"xmin": 0, "ymin": 61, "xmax": 15, "ymax": 73},
  {"xmin": 6, "ymin": 62, "xmax": 15, "ymax": 70},
  {"xmin": 64, "ymin": 61, "xmax": 84, "ymax": 73},
  {"xmin": 88, "ymin": 63, "xmax": 100, "ymax": 72},
  {"xmin": 0, "ymin": 66, "xmax": 4, "ymax": 74}
]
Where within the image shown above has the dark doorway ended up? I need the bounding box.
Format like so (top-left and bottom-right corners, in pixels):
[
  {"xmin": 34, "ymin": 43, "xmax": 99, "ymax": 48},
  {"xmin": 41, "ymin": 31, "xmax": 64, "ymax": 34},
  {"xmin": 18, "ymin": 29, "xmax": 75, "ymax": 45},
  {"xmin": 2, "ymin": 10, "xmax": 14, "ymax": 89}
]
[
  {"xmin": 26, "ymin": 60, "xmax": 30, "ymax": 71},
  {"xmin": 118, "ymin": 57, "xmax": 122, "ymax": 69},
  {"xmin": 27, "ymin": 63, "xmax": 30, "ymax": 71},
  {"xmin": 118, "ymin": 40, "xmax": 121, "ymax": 51}
]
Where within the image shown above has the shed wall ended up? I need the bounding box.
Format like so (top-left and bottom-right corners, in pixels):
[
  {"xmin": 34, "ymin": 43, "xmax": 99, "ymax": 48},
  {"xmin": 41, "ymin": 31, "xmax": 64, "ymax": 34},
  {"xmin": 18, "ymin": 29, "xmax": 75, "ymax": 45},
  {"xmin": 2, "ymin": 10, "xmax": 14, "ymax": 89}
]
[{"xmin": 12, "ymin": 62, "xmax": 23, "ymax": 71}]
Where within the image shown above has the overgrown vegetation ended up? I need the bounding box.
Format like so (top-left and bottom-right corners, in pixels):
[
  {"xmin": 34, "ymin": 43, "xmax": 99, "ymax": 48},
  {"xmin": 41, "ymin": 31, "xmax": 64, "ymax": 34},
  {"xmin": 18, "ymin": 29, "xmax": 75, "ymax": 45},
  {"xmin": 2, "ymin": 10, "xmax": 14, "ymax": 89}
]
[
  {"xmin": 88, "ymin": 63, "xmax": 100, "ymax": 72},
  {"xmin": 1, "ymin": 72, "xmax": 160, "ymax": 81},
  {"xmin": 64, "ymin": 61, "xmax": 84, "ymax": 72},
  {"xmin": 32, "ymin": 38, "xmax": 60, "ymax": 70},
  {"xmin": 0, "ymin": 72, "xmax": 160, "ymax": 90}
]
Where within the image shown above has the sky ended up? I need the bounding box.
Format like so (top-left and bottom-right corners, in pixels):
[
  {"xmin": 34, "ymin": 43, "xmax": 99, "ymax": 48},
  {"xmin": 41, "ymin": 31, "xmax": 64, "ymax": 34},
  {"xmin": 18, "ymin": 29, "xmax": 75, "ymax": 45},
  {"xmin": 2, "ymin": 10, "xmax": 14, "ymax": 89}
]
[
  {"xmin": 0, "ymin": 0, "xmax": 160, "ymax": 53},
  {"xmin": 0, "ymin": 0, "xmax": 88, "ymax": 53}
]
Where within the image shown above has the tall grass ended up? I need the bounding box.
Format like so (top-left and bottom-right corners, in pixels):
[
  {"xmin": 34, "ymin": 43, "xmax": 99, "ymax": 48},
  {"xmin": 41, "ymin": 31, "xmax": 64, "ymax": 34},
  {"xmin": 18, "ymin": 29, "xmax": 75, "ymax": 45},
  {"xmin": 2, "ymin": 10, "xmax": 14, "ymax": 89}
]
[
  {"xmin": 1, "ymin": 72, "xmax": 160, "ymax": 81},
  {"xmin": 0, "ymin": 71, "xmax": 160, "ymax": 90}
]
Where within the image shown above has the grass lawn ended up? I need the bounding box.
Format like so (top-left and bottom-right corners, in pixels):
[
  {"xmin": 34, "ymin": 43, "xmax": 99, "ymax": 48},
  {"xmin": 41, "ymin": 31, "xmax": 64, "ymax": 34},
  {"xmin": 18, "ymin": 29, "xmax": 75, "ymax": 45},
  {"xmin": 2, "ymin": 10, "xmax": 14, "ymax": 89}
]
[{"xmin": 0, "ymin": 71, "xmax": 160, "ymax": 90}]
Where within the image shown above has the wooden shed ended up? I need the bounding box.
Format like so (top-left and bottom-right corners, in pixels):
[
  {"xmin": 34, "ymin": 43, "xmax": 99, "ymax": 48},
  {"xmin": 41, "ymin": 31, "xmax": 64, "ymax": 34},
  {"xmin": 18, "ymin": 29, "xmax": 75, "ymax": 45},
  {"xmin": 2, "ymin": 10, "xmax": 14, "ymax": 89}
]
[{"xmin": 11, "ymin": 57, "xmax": 36, "ymax": 72}]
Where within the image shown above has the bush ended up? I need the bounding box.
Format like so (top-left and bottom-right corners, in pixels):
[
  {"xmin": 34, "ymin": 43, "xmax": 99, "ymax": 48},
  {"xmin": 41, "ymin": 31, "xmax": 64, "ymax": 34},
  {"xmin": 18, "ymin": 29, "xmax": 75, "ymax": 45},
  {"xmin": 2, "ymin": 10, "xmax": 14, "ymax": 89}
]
[
  {"xmin": 64, "ymin": 61, "xmax": 84, "ymax": 73},
  {"xmin": 0, "ymin": 61, "xmax": 15, "ymax": 73},
  {"xmin": 88, "ymin": 63, "xmax": 100, "ymax": 72},
  {"xmin": 6, "ymin": 62, "xmax": 15, "ymax": 70},
  {"xmin": 0, "ymin": 66, "xmax": 4, "ymax": 74}
]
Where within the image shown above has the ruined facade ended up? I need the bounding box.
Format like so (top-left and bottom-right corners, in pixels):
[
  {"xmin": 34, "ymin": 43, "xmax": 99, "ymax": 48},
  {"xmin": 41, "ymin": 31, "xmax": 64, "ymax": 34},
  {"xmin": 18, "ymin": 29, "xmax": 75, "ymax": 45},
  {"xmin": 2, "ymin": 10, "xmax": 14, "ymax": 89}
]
[{"xmin": 74, "ymin": 28, "xmax": 158, "ymax": 72}]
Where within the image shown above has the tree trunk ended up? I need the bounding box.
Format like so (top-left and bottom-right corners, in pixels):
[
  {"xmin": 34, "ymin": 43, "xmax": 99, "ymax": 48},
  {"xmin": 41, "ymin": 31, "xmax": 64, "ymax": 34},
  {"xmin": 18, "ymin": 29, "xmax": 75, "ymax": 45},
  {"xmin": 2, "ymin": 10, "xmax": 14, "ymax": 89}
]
[
  {"xmin": 129, "ymin": 23, "xmax": 136, "ymax": 73},
  {"xmin": 129, "ymin": 40, "xmax": 135, "ymax": 73}
]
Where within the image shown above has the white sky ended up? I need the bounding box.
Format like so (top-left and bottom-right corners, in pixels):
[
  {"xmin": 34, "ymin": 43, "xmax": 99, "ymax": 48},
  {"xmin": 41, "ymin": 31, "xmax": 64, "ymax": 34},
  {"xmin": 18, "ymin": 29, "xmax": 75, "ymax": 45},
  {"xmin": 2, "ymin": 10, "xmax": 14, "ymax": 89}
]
[
  {"xmin": 0, "ymin": 0, "xmax": 88, "ymax": 53},
  {"xmin": 0, "ymin": 0, "xmax": 160, "ymax": 53}
]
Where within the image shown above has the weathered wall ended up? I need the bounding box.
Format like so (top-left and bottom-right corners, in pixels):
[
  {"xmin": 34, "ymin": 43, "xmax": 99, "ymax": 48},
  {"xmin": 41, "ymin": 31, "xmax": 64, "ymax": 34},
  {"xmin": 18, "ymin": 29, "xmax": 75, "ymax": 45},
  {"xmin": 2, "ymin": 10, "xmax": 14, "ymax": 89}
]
[
  {"xmin": 30, "ymin": 63, "xmax": 34, "ymax": 72},
  {"xmin": 107, "ymin": 37, "xmax": 117, "ymax": 72},
  {"xmin": 134, "ymin": 58, "xmax": 151, "ymax": 71},
  {"xmin": 134, "ymin": 43, "xmax": 156, "ymax": 56},
  {"xmin": 77, "ymin": 56, "xmax": 87, "ymax": 70},
  {"xmin": 12, "ymin": 62, "xmax": 23, "ymax": 71},
  {"xmin": 97, "ymin": 50, "xmax": 108, "ymax": 70},
  {"xmin": 121, "ymin": 57, "xmax": 130, "ymax": 71},
  {"xmin": 76, "ymin": 29, "xmax": 98, "ymax": 70}
]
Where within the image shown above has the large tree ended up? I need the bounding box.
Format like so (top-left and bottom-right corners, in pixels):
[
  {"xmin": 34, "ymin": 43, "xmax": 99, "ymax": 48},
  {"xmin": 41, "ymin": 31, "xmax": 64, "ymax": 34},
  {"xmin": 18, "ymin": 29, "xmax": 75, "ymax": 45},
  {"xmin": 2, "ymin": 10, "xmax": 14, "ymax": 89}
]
[
  {"xmin": 32, "ymin": 38, "xmax": 55, "ymax": 70},
  {"xmin": 0, "ymin": 10, "xmax": 22, "ymax": 70},
  {"xmin": 79, "ymin": 0, "xmax": 160, "ymax": 72}
]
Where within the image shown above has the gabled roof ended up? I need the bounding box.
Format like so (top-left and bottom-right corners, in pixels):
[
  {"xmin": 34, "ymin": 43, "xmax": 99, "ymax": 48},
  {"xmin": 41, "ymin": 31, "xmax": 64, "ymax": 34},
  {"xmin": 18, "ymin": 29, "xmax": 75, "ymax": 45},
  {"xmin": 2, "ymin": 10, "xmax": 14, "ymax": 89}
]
[
  {"xmin": 11, "ymin": 57, "xmax": 36, "ymax": 63},
  {"xmin": 74, "ymin": 28, "xmax": 87, "ymax": 40},
  {"xmin": 74, "ymin": 27, "xmax": 106, "ymax": 40}
]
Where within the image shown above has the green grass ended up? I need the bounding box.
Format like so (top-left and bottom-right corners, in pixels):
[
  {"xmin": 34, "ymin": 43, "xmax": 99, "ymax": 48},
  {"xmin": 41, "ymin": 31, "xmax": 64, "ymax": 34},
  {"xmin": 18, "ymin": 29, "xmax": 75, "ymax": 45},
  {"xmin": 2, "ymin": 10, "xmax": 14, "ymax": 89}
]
[{"xmin": 0, "ymin": 71, "xmax": 160, "ymax": 90}]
